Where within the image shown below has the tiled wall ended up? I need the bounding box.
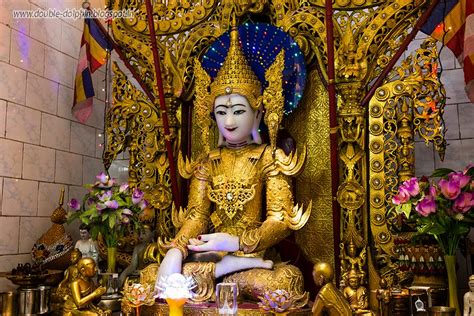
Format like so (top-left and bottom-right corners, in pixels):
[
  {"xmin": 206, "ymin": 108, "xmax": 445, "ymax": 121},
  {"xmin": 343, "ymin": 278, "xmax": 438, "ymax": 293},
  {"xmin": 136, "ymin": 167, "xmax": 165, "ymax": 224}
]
[{"xmin": 0, "ymin": 0, "xmax": 107, "ymax": 291}]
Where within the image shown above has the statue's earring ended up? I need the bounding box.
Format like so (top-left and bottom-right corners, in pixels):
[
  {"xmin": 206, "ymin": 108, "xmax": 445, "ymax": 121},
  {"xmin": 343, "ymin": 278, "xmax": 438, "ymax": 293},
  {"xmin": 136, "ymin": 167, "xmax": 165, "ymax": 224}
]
[{"xmin": 218, "ymin": 132, "xmax": 225, "ymax": 147}]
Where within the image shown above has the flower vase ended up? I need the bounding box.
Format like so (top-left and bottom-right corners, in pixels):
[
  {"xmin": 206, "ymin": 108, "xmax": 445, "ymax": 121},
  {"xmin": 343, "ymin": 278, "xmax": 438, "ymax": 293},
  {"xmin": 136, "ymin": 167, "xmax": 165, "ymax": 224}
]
[
  {"xmin": 107, "ymin": 247, "xmax": 117, "ymax": 273},
  {"xmin": 165, "ymin": 297, "xmax": 187, "ymax": 316},
  {"xmin": 444, "ymin": 255, "xmax": 461, "ymax": 316}
]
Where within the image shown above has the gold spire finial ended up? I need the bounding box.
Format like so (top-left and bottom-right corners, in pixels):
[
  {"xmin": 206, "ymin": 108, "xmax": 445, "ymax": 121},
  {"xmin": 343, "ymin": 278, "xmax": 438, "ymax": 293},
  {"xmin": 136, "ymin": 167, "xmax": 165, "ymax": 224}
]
[{"xmin": 209, "ymin": 22, "xmax": 262, "ymax": 110}]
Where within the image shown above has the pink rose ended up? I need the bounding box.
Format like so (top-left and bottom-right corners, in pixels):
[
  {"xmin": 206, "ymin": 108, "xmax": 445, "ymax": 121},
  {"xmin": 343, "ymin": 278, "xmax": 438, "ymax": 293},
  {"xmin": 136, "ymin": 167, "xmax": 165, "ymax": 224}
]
[
  {"xmin": 439, "ymin": 178, "xmax": 461, "ymax": 200},
  {"xmin": 404, "ymin": 177, "xmax": 420, "ymax": 197},
  {"xmin": 392, "ymin": 186, "xmax": 410, "ymax": 205},
  {"xmin": 415, "ymin": 196, "xmax": 437, "ymax": 217},
  {"xmin": 453, "ymin": 192, "xmax": 473, "ymax": 213},
  {"xmin": 428, "ymin": 185, "xmax": 438, "ymax": 198},
  {"xmin": 448, "ymin": 172, "xmax": 471, "ymax": 189}
]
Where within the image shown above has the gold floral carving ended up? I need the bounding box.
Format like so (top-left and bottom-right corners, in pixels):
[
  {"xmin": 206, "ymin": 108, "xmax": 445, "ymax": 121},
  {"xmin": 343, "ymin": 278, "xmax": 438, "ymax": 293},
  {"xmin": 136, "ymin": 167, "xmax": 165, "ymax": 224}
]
[{"xmin": 368, "ymin": 38, "xmax": 446, "ymax": 280}]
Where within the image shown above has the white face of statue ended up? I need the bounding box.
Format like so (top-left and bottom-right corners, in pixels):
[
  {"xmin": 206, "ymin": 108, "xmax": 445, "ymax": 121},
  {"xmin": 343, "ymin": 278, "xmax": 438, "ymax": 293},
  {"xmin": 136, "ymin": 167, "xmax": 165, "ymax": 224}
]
[
  {"xmin": 213, "ymin": 94, "xmax": 259, "ymax": 146},
  {"xmin": 79, "ymin": 229, "xmax": 90, "ymax": 241}
]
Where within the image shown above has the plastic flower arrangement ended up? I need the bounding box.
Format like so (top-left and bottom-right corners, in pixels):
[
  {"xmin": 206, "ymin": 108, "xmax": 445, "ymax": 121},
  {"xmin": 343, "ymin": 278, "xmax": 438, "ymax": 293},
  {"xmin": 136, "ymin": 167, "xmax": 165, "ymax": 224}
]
[
  {"xmin": 392, "ymin": 166, "xmax": 474, "ymax": 255},
  {"xmin": 67, "ymin": 172, "xmax": 148, "ymax": 248}
]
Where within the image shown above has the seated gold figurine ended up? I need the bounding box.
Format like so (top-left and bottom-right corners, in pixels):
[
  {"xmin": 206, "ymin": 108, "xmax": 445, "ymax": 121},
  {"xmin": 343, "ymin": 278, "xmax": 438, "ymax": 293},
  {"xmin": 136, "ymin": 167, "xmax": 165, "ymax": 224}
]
[
  {"xmin": 312, "ymin": 262, "xmax": 351, "ymax": 316},
  {"xmin": 343, "ymin": 269, "xmax": 369, "ymax": 313},
  {"xmin": 63, "ymin": 257, "xmax": 111, "ymax": 316},
  {"xmin": 57, "ymin": 248, "xmax": 83, "ymax": 300},
  {"xmin": 156, "ymin": 23, "xmax": 310, "ymax": 305}
]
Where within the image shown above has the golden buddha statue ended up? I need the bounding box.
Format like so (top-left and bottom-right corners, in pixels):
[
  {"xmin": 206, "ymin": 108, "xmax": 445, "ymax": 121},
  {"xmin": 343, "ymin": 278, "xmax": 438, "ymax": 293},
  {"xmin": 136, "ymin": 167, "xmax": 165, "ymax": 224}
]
[
  {"xmin": 57, "ymin": 248, "xmax": 83, "ymax": 300},
  {"xmin": 312, "ymin": 262, "xmax": 351, "ymax": 316},
  {"xmin": 63, "ymin": 257, "xmax": 111, "ymax": 316},
  {"xmin": 343, "ymin": 269, "xmax": 369, "ymax": 313},
  {"xmin": 155, "ymin": 23, "xmax": 310, "ymax": 305}
]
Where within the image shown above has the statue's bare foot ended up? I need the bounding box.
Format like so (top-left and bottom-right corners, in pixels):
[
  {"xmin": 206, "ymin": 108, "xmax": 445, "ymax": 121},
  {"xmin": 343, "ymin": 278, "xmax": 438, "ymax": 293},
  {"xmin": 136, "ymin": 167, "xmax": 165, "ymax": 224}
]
[{"xmin": 215, "ymin": 255, "xmax": 274, "ymax": 278}]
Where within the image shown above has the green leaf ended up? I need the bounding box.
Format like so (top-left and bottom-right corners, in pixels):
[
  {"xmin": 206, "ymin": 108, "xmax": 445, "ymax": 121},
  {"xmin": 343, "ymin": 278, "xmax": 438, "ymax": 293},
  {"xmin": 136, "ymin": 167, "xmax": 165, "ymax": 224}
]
[
  {"xmin": 401, "ymin": 203, "xmax": 412, "ymax": 218},
  {"xmin": 109, "ymin": 214, "xmax": 116, "ymax": 229},
  {"xmin": 430, "ymin": 168, "xmax": 455, "ymax": 178},
  {"xmin": 102, "ymin": 213, "xmax": 109, "ymax": 222},
  {"xmin": 465, "ymin": 167, "xmax": 474, "ymax": 177},
  {"xmin": 452, "ymin": 223, "xmax": 470, "ymax": 235}
]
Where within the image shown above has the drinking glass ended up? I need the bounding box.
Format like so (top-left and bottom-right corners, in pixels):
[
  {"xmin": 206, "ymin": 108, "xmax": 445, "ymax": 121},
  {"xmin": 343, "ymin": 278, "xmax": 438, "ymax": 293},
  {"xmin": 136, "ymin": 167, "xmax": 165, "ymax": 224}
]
[{"xmin": 216, "ymin": 282, "xmax": 238, "ymax": 315}]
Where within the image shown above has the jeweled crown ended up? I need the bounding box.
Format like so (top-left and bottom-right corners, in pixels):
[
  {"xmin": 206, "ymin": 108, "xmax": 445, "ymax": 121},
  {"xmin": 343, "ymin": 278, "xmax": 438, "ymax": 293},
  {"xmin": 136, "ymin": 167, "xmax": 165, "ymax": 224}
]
[{"xmin": 209, "ymin": 25, "xmax": 262, "ymax": 110}]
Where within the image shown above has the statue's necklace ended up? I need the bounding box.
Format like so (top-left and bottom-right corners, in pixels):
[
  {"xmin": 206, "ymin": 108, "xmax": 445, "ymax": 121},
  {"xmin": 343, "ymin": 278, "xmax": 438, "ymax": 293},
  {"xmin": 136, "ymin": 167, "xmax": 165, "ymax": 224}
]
[{"xmin": 226, "ymin": 140, "xmax": 249, "ymax": 149}]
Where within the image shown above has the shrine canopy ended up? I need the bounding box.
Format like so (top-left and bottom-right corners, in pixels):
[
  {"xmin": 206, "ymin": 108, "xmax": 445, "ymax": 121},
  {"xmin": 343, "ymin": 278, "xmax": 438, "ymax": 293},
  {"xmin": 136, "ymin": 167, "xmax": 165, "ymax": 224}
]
[{"xmin": 201, "ymin": 23, "xmax": 307, "ymax": 116}]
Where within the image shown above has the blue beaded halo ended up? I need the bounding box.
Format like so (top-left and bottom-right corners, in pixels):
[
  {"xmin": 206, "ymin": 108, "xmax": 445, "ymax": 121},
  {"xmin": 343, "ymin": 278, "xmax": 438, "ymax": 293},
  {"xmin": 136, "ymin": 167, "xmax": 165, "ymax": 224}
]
[{"xmin": 201, "ymin": 23, "xmax": 307, "ymax": 115}]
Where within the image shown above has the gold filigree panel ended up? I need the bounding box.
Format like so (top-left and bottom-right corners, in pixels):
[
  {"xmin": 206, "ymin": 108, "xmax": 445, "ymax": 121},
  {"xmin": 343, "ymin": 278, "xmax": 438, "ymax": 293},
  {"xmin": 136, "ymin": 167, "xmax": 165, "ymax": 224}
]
[
  {"xmin": 308, "ymin": 0, "xmax": 388, "ymax": 10},
  {"xmin": 287, "ymin": 69, "xmax": 334, "ymax": 266},
  {"xmin": 368, "ymin": 38, "xmax": 446, "ymax": 266}
]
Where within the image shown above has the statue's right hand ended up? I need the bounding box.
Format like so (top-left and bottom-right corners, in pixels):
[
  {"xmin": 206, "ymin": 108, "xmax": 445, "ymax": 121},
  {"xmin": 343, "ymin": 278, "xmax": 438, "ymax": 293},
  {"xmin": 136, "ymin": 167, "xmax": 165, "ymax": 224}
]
[{"xmin": 156, "ymin": 248, "xmax": 183, "ymax": 285}]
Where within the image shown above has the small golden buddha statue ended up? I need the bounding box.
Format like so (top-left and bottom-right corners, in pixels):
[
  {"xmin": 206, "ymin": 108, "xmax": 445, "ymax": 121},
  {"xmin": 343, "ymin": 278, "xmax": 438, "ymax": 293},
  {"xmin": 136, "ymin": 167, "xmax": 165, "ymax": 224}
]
[
  {"xmin": 63, "ymin": 257, "xmax": 111, "ymax": 316},
  {"xmin": 312, "ymin": 262, "xmax": 351, "ymax": 316},
  {"xmin": 376, "ymin": 278, "xmax": 391, "ymax": 316},
  {"xmin": 155, "ymin": 22, "xmax": 310, "ymax": 305},
  {"xmin": 343, "ymin": 269, "xmax": 369, "ymax": 313},
  {"xmin": 56, "ymin": 248, "xmax": 83, "ymax": 300}
]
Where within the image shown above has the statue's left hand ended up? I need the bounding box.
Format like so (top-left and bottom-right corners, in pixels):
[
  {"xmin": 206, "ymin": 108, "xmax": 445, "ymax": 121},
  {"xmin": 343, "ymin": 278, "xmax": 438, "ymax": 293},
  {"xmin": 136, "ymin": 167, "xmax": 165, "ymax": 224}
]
[{"xmin": 187, "ymin": 233, "xmax": 239, "ymax": 252}]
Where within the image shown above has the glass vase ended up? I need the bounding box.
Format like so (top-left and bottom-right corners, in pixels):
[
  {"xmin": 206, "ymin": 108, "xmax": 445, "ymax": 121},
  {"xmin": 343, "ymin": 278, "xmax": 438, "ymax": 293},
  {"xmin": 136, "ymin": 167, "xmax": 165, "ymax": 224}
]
[
  {"xmin": 444, "ymin": 255, "xmax": 461, "ymax": 316},
  {"xmin": 107, "ymin": 247, "xmax": 117, "ymax": 273}
]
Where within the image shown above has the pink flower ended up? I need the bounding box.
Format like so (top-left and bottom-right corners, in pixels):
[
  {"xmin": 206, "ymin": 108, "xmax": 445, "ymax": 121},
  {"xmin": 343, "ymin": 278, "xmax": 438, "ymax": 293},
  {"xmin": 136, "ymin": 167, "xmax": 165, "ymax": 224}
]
[
  {"xmin": 105, "ymin": 200, "xmax": 119, "ymax": 209},
  {"xmin": 132, "ymin": 188, "xmax": 144, "ymax": 204},
  {"xmin": 453, "ymin": 192, "xmax": 473, "ymax": 213},
  {"xmin": 68, "ymin": 198, "xmax": 81, "ymax": 211},
  {"xmin": 439, "ymin": 178, "xmax": 461, "ymax": 200},
  {"xmin": 415, "ymin": 196, "xmax": 437, "ymax": 217},
  {"xmin": 122, "ymin": 208, "xmax": 133, "ymax": 216},
  {"xmin": 99, "ymin": 190, "xmax": 112, "ymax": 202},
  {"xmin": 403, "ymin": 177, "xmax": 420, "ymax": 197},
  {"xmin": 96, "ymin": 172, "xmax": 108, "ymax": 184},
  {"xmin": 139, "ymin": 200, "xmax": 148, "ymax": 210},
  {"xmin": 119, "ymin": 183, "xmax": 129, "ymax": 192},
  {"xmin": 448, "ymin": 172, "xmax": 471, "ymax": 189},
  {"xmin": 428, "ymin": 185, "xmax": 438, "ymax": 198},
  {"xmin": 95, "ymin": 172, "xmax": 116, "ymax": 188},
  {"xmin": 392, "ymin": 186, "xmax": 411, "ymax": 205}
]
